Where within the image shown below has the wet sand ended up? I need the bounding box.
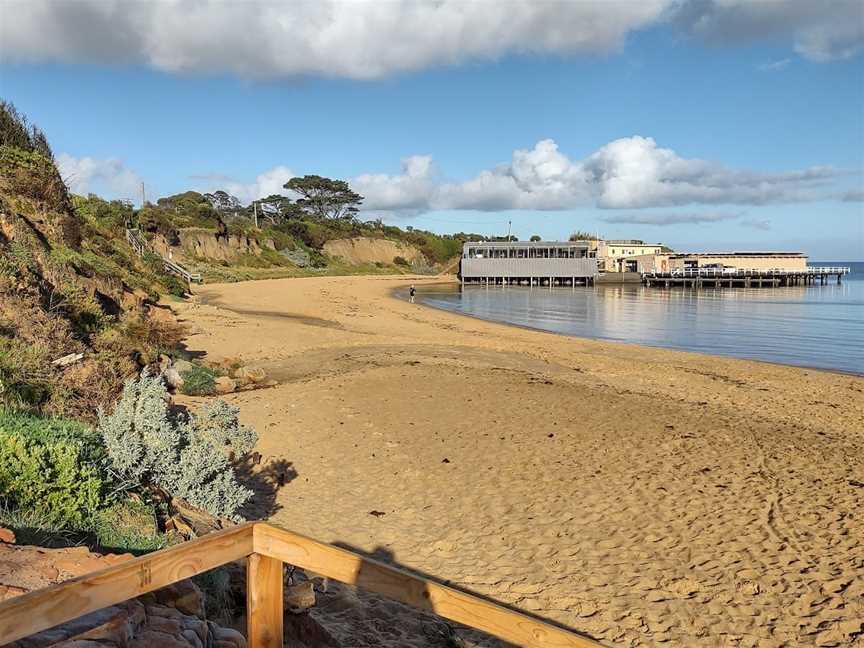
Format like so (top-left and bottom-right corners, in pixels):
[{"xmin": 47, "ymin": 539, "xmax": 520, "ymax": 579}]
[{"xmin": 178, "ymin": 275, "xmax": 864, "ymax": 647}]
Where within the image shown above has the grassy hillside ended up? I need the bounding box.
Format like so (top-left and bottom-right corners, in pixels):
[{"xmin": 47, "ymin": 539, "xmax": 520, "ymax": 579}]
[{"xmin": 0, "ymin": 102, "xmax": 185, "ymax": 420}]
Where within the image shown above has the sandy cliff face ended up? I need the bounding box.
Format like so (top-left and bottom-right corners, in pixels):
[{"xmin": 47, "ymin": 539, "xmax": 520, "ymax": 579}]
[
  {"xmin": 322, "ymin": 237, "xmax": 424, "ymax": 266},
  {"xmin": 152, "ymin": 228, "xmax": 275, "ymax": 263}
]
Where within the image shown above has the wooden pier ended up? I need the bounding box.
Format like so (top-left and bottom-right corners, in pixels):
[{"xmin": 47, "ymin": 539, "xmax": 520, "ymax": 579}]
[{"xmin": 642, "ymin": 266, "xmax": 850, "ymax": 289}]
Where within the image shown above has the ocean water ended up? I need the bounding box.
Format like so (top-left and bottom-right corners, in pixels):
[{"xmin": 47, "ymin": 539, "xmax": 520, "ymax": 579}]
[{"xmin": 415, "ymin": 262, "xmax": 864, "ymax": 375}]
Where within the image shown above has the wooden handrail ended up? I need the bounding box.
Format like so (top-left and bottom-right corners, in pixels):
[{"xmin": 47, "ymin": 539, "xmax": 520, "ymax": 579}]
[
  {"xmin": 0, "ymin": 522, "xmax": 604, "ymax": 647},
  {"xmin": 0, "ymin": 523, "xmax": 254, "ymax": 644}
]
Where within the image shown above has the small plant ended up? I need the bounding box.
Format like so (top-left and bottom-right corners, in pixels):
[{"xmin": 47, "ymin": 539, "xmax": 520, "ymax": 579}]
[
  {"xmin": 94, "ymin": 499, "xmax": 167, "ymax": 554},
  {"xmin": 98, "ymin": 371, "xmax": 256, "ymax": 520},
  {"xmin": 393, "ymin": 255, "xmax": 410, "ymax": 266},
  {"xmin": 179, "ymin": 363, "xmax": 219, "ymax": 396}
]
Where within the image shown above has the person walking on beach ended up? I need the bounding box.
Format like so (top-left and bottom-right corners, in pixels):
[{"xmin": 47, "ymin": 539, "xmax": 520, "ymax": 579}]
[{"xmin": 409, "ymin": 285, "xmax": 416, "ymax": 303}]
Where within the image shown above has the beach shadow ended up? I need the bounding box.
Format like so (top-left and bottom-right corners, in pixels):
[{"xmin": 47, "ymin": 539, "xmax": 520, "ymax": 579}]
[
  {"xmin": 331, "ymin": 542, "xmax": 602, "ymax": 648},
  {"xmin": 235, "ymin": 456, "xmax": 297, "ymax": 520}
]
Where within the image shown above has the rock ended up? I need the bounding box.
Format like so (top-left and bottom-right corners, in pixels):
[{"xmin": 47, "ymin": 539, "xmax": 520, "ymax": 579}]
[
  {"xmin": 214, "ymin": 376, "xmax": 237, "ymax": 394},
  {"xmin": 233, "ymin": 366, "xmax": 266, "ymax": 386},
  {"xmin": 0, "ymin": 527, "xmax": 15, "ymax": 544},
  {"xmin": 286, "ymin": 581, "xmax": 316, "ymax": 613},
  {"xmin": 158, "ymin": 353, "xmax": 173, "ymax": 371},
  {"xmin": 163, "ymin": 367, "xmax": 184, "ymax": 390},
  {"xmin": 173, "ymin": 359, "xmax": 194, "ymax": 374}
]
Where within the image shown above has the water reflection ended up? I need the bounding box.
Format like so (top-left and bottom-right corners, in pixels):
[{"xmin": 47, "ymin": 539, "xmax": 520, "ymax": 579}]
[{"xmin": 416, "ymin": 269, "xmax": 863, "ymax": 374}]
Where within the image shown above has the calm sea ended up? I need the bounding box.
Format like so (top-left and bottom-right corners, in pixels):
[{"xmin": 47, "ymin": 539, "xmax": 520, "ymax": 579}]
[{"xmin": 416, "ymin": 262, "xmax": 864, "ymax": 375}]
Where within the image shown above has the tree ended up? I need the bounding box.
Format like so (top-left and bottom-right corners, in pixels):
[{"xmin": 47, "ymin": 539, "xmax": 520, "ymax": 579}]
[
  {"xmin": 283, "ymin": 175, "xmax": 363, "ymax": 221},
  {"xmin": 569, "ymin": 230, "xmax": 599, "ymax": 241},
  {"xmin": 255, "ymin": 194, "xmax": 303, "ymax": 224},
  {"xmin": 204, "ymin": 190, "xmax": 242, "ymax": 212},
  {"xmin": 530, "ymin": 234, "xmax": 541, "ymax": 242}
]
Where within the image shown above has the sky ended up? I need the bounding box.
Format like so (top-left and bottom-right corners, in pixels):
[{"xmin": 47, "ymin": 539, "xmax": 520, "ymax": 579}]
[{"xmin": 1, "ymin": 0, "xmax": 862, "ymax": 260}]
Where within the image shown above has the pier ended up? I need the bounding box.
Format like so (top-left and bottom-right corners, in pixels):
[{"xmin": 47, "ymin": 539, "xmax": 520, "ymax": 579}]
[{"xmin": 642, "ymin": 266, "xmax": 850, "ymax": 288}]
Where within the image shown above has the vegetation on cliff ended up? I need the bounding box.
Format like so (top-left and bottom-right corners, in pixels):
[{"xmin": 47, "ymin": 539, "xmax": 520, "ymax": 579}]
[{"xmin": 0, "ymin": 102, "xmax": 258, "ymax": 553}]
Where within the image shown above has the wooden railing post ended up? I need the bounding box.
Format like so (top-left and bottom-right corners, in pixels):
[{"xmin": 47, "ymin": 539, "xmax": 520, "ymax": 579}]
[{"xmin": 247, "ymin": 552, "xmax": 283, "ymax": 648}]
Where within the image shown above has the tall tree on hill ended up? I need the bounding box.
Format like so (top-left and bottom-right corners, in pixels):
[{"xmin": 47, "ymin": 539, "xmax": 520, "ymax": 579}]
[
  {"xmin": 255, "ymin": 194, "xmax": 303, "ymax": 224},
  {"xmin": 283, "ymin": 175, "xmax": 363, "ymax": 221}
]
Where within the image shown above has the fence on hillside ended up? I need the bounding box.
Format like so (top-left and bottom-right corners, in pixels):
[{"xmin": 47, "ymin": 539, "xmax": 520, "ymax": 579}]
[{"xmin": 0, "ymin": 522, "xmax": 604, "ymax": 648}]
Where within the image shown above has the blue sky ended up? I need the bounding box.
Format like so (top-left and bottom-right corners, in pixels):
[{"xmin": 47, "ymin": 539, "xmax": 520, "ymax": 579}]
[{"xmin": 1, "ymin": 1, "xmax": 862, "ymax": 259}]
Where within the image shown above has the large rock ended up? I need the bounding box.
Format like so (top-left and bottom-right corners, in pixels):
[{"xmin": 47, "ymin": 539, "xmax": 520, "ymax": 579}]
[{"xmin": 214, "ymin": 376, "xmax": 237, "ymax": 394}]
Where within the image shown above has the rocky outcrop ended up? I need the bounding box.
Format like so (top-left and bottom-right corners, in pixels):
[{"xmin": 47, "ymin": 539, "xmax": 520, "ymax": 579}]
[
  {"xmin": 0, "ymin": 534, "xmax": 246, "ymax": 648},
  {"xmin": 323, "ymin": 237, "xmax": 425, "ymax": 266}
]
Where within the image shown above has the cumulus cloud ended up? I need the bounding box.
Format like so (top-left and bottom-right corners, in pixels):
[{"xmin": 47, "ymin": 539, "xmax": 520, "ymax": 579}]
[
  {"xmin": 192, "ymin": 166, "xmax": 295, "ymax": 204},
  {"xmin": 56, "ymin": 153, "xmax": 143, "ymax": 200},
  {"xmin": 1, "ymin": 0, "xmax": 859, "ymax": 79},
  {"xmin": 599, "ymin": 212, "xmax": 742, "ymax": 226},
  {"xmin": 90, "ymin": 135, "xmax": 846, "ymax": 214},
  {"xmin": 0, "ymin": 0, "xmax": 668, "ymax": 79},
  {"xmin": 223, "ymin": 136, "xmax": 841, "ymax": 216},
  {"xmin": 352, "ymin": 156, "xmax": 437, "ymax": 213},
  {"xmin": 355, "ymin": 136, "xmax": 838, "ymax": 214}
]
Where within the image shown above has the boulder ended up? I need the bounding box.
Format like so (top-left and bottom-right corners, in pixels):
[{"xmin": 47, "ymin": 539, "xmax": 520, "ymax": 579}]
[
  {"xmin": 163, "ymin": 367, "xmax": 184, "ymax": 390},
  {"xmin": 0, "ymin": 527, "xmax": 15, "ymax": 544},
  {"xmin": 232, "ymin": 366, "xmax": 266, "ymax": 386},
  {"xmin": 214, "ymin": 376, "xmax": 237, "ymax": 394}
]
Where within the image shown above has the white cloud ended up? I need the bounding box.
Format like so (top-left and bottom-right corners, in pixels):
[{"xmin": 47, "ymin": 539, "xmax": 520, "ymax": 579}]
[
  {"xmin": 841, "ymin": 190, "xmax": 864, "ymax": 202},
  {"xmin": 352, "ymin": 156, "xmax": 437, "ymax": 213},
  {"xmin": 306, "ymin": 136, "xmax": 842, "ymax": 216},
  {"xmin": 599, "ymin": 212, "xmax": 742, "ymax": 226},
  {"xmin": 193, "ymin": 166, "xmax": 295, "ymax": 204},
  {"xmin": 1, "ymin": 0, "xmax": 859, "ymax": 80},
  {"xmin": 56, "ymin": 153, "xmax": 143, "ymax": 201},
  {"xmin": 79, "ymin": 135, "xmax": 848, "ymax": 215},
  {"xmin": 0, "ymin": 0, "xmax": 669, "ymax": 80}
]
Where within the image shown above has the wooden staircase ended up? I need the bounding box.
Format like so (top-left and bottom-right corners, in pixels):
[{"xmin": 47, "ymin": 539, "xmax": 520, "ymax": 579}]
[{"xmin": 126, "ymin": 228, "xmax": 202, "ymax": 285}]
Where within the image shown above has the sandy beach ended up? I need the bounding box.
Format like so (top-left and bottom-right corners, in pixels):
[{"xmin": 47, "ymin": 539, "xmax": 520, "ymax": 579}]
[{"xmin": 178, "ymin": 275, "xmax": 864, "ymax": 647}]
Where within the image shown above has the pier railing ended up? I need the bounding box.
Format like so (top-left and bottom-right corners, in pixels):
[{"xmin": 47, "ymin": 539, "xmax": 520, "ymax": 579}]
[
  {"xmin": 0, "ymin": 522, "xmax": 602, "ymax": 648},
  {"xmin": 644, "ymin": 266, "xmax": 850, "ymax": 279}
]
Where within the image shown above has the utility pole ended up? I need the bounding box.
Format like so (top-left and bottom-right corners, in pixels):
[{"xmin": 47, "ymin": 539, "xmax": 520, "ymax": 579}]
[
  {"xmin": 253, "ymin": 201, "xmax": 259, "ymax": 228},
  {"xmin": 140, "ymin": 182, "xmax": 146, "ymax": 207},
  {"xmin": 506, "ymin": 220, "xmax": 512, "ymax": 241}
]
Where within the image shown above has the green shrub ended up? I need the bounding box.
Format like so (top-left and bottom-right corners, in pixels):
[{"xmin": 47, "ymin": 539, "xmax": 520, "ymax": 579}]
[
  {"xmin": 180, "ymin": 363, "xmax": 219, "ymax": 396},
  {"xmin": 95, "ymin": 499, "xmax": 167, "ymax": 554},
  {"xmin": 99, "ymin": 371, "xmax": 256, "ymax": 520},
  {"xmin": 393, "ymin": 255, "xmax": 410, "ymax": 267},
  {"xmin": 0, "ymin": 412, "xmax": 105, "ymax": 528}
]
